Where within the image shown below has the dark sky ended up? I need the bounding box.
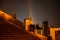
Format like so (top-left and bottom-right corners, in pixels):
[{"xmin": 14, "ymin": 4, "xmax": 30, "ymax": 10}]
[{"xmin": 0, "ymin": 0, "xmax": 60, "ymax": 27}]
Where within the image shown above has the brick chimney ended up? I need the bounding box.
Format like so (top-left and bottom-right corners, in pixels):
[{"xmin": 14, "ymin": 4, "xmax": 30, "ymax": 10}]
[
  {"xmin": 12, "ymin": 12, "xmax": 16, "ymax": 19},
  {"xmin": 33, "ymin": 24, "xmax": 37, "ymax": 34},
  {"xmin": 24, "ymin": 18, "xmax": 32, "ymax": 31}
]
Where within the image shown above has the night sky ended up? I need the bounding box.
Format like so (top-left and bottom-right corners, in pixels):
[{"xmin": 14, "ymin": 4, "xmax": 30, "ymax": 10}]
[{"xmin": 0, "ymin": 0, "xmax": 60, "ymax": 27}]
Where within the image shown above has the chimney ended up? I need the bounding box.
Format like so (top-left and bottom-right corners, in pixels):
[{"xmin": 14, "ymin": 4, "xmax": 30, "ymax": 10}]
[
  {"xmin": 12, "ymin": 12, "xmax": 16, "ymax": 19},
  {"xmin": 34, "ymin": 24, "xmax": 37, "ymax": 34},
  {"xmin": 24, "ymin": 18, "xmax": 32, "ymax": 31},
  {"xmin": 50, "ymin": 27, "xmax": 55, "ymax": 40},
  {"xmin": 42, "ymin": 21, "xmax": 50, "ymax": 36}
]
